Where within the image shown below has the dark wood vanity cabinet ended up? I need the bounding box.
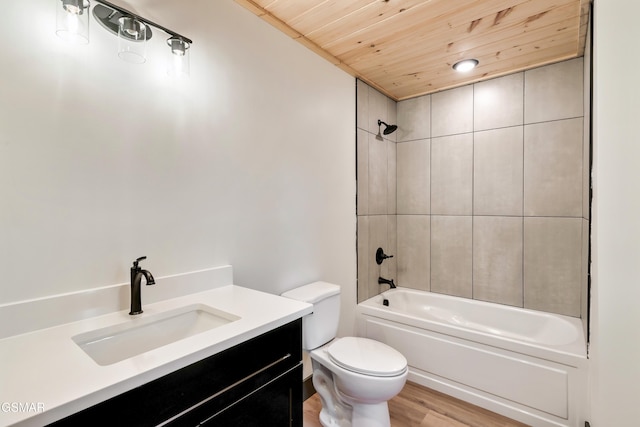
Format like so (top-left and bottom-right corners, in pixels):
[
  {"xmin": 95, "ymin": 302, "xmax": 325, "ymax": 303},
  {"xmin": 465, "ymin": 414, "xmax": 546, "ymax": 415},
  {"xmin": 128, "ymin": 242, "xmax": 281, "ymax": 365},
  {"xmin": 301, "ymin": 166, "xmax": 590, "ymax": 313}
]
[{"xmin": 49, "ymin": 319, "xmax": 303, "ymax": 427}]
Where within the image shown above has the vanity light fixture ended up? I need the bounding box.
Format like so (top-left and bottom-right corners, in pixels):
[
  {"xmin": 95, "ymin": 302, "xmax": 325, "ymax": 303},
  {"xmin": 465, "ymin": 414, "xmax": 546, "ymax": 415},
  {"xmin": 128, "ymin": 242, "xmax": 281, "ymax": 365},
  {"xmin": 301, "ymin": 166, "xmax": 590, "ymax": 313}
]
[
  {"xmin": 117, "ymin": 16, "xmax": 147, "ymax": 64},
  {"xmin": 453, "ymin": 59, "xmax": 479, "ymax": 72},
  {"xmin": 55, "ymin": 0, "xmax": 90, "ymax": 44},
  {"xmin": 167, "ymin": 37, "xmax": 190, "ymax": 77},
  {"xmin": 55, "ymin": 0, "xmax": 193, "ymax": 74}
]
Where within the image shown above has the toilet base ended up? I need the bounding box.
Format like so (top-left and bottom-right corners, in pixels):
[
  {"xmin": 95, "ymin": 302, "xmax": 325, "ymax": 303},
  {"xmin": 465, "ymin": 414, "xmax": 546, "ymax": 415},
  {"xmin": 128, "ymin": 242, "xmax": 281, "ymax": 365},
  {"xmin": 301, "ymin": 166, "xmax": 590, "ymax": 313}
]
[
  {"xmin": 317, "ymin": 399, "xmax": 391, "ymax": 427},
  {"xmin": 351, "ymin": 402, "xmax": 391, "ymax": 427},
  {"xmin": 314, "ymin": 365, "xmax": 352, "ymax": 427},
  {"xmin": 312, "ymin": 363, "xmax": 394, "ymax": 427}
]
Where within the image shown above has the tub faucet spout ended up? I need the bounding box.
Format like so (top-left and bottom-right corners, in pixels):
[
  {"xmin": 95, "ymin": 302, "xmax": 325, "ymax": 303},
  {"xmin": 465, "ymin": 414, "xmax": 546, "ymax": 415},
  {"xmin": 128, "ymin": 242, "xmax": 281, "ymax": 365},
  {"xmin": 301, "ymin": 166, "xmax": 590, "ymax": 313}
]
[
  {"xmin": 129, "ymin": 256, "xmax": 155, "ymax": 315},
  {"xmin": 378, "ymin": 276, "xmax": 396, "ymax": 289}
]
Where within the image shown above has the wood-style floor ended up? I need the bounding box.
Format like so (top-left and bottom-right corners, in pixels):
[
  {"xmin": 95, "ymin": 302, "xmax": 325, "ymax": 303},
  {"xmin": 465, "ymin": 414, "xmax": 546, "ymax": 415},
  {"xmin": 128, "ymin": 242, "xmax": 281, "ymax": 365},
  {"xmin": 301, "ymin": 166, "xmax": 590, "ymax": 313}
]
[{"xmin": 303, "ymin": 381, "xmax": 530, "ymax": 427}]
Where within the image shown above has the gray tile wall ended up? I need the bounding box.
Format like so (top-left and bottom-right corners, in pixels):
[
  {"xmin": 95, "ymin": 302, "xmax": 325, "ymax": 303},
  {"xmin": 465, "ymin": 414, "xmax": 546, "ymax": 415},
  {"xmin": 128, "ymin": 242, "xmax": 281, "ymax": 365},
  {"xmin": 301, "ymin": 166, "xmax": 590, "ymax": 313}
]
[
  {"xmin": 357, "ymin": 57, "xmax": 590, "ymax": 318},
  {"xmin": 356, "ymin": 80, "xmax": 398, "ymax": 301}
]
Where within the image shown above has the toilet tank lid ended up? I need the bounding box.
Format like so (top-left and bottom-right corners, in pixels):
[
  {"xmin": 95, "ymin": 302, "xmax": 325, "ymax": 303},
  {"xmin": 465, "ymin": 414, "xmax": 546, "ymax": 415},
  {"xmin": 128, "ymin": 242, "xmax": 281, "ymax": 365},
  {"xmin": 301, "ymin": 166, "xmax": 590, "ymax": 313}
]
[{"xmin": 281, "ymin": 281, "xmax": 340, "ymax": 303}]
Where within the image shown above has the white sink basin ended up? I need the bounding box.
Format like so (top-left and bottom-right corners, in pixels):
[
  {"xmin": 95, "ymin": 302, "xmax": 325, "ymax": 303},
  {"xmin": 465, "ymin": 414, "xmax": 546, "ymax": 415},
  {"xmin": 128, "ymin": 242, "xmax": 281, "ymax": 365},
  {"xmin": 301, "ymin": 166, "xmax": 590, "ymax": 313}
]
[{"xmin": 72, "ymin": 304, "xmax": 240, "ymax": 366}]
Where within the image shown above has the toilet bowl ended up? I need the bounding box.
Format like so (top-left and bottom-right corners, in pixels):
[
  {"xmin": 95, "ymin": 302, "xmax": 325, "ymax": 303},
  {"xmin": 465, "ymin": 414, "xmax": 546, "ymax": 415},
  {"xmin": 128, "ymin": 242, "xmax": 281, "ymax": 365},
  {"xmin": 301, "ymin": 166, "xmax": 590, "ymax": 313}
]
[
  {"xmin": 281, "ymin": 282, "xmax": 408, "ymax": 427},
  {"xmin": 311, "ymin": 337, "xmax": 407, "ymax": 427}
]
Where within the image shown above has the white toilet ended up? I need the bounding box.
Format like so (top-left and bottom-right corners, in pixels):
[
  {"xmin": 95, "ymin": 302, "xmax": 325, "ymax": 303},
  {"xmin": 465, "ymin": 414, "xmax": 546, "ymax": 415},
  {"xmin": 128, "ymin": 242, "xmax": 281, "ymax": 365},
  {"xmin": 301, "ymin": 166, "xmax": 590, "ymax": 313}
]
[{"xmin": 282, "ymin": 281, "xmax": 407, "ymax": 427}]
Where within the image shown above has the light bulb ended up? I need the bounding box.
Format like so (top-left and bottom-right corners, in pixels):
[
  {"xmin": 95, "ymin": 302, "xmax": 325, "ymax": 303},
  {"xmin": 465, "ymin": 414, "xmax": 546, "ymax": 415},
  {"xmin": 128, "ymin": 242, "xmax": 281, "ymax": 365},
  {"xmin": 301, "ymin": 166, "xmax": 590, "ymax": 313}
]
[
  {"xmin": 119, "ymin": 17, "xmax": 145, "ymax": 40},
  {"xmin": 62, "ymin": 0, "xmax": 85, "ymax": 15},
  {"xmin": 64, "ymin": 4, "xmax": 80, "ymax": 14},
  {"xmin": 453, "ymin": 59, "xmax": 479, "ymax": 72},
  {"xmin": 66, "ymin": 12, "xmax": 79, "ymax": 33},
  {"xmin": 168, "ymin": 38, "xmax": 188, "ymax": 56}
]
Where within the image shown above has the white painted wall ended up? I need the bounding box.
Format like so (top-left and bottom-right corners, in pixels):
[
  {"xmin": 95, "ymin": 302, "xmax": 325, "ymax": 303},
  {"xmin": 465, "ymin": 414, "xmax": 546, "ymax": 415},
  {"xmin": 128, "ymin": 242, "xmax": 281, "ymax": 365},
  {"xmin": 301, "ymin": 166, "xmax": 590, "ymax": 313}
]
[
  {"xmin": 590, "ymin": 0, "xmax": 640, "ymax": 424},
  {"xmin": 0, "ymin": 1, "xmax": 356, "ymax": 334}
]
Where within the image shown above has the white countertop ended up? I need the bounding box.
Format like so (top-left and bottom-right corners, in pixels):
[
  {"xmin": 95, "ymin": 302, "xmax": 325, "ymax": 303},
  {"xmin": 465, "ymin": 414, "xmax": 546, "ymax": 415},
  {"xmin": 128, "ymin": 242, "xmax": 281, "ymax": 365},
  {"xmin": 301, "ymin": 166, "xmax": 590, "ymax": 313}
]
[{"xmin": 0, "ymin": 285, "xmax": 312, "ymax": 426}]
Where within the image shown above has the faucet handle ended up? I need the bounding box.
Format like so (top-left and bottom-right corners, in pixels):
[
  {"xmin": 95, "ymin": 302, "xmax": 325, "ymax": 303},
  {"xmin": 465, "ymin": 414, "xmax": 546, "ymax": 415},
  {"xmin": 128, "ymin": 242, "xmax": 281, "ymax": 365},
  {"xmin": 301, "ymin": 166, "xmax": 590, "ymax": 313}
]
[
  {"xmin": 133, "ymin": 256, "xmax": 147, "ymax": 268},
  {"xmin": 375, "ymin": 248, "xmax": 394, "ymax": 265}
]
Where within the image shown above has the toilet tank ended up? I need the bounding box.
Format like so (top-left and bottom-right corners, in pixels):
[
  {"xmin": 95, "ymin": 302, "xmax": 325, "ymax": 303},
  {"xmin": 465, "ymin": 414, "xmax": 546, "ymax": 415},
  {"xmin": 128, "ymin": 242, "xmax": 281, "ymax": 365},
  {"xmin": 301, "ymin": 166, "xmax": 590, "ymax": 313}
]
[{"xmin": 281, "ymin": 281, "xmax": 340, "ymax": 350}]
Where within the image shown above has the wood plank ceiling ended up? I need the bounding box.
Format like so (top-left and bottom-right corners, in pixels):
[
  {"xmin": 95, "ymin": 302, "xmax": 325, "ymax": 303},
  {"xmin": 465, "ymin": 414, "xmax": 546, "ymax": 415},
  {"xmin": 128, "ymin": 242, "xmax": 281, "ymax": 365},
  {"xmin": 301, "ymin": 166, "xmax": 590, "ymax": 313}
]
[{"xmin": 234, "ymin": 0, "xmax": 590, "ymax": 101}]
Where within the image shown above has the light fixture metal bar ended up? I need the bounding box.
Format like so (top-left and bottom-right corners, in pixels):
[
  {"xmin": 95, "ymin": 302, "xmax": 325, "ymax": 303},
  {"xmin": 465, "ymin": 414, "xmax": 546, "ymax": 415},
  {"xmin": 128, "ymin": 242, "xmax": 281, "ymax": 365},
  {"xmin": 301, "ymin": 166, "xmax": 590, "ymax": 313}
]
[{"xmin": 93, "ymin": 0, "xmax": 192, "ymax": 44}]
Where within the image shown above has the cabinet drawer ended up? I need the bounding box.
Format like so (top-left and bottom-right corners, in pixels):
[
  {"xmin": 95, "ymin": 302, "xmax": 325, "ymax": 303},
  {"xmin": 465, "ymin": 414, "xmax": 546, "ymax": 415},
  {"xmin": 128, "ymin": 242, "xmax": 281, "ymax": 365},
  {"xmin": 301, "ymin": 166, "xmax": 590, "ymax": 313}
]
[{"xmin": 168, "ymin": 364, "xmax": 302, "ymax": 427}]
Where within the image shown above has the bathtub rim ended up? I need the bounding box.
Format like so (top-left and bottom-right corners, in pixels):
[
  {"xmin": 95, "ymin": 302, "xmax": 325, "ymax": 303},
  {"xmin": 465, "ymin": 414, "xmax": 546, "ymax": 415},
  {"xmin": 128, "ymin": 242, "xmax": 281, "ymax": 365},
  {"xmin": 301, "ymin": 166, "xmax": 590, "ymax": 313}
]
[{"xmin": 357, "ymin": 287, "xmax": 587, "ymax": 368}]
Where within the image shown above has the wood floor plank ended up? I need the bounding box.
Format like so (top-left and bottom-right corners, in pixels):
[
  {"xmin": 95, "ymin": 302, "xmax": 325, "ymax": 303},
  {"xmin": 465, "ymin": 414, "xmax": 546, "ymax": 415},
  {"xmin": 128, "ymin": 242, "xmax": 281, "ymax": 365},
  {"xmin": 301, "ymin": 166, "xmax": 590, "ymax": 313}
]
[
  {"xmin": 303, "ymin": 381, "xmax": 530, "ymax": 427},
  {"xmin": 303, "ymin": 393, "xmax": 323, "ymax": 427},
  {"xmin": 421, "ymin": 411, "xmax": 470, "ymax": 427},
  {"xmin": 397, "ymin": 383, "xmax": 529, "ymax": 427},
  {"xmin": 390, "ymin": 394, "xmax": 442, "ymax": 426}
]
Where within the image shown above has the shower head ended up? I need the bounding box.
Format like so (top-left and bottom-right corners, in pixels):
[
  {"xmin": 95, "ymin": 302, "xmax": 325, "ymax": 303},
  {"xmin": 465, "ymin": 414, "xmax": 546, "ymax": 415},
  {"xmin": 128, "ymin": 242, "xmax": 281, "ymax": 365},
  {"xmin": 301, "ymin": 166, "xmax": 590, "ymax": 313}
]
[{"xmin": 378, "ymin": 120, "xmax": 398, "ymax": 135}]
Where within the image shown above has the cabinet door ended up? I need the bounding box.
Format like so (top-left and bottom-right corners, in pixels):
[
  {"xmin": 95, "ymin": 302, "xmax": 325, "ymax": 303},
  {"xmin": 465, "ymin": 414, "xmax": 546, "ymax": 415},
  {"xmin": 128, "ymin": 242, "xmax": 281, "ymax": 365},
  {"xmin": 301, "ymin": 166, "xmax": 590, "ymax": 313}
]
[{"xmin": 199, "ymin": 364, "xmax": 302, "ymax": 427}]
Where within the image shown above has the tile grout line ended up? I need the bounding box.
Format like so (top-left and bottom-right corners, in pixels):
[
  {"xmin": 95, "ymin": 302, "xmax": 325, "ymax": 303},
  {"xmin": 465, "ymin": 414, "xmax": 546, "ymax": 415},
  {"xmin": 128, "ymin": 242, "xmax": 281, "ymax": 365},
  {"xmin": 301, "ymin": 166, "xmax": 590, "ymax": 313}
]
[
  {"xmin": 471, "ymin": 83, "xmax": 475, "ymax": 301},
  {"xmin": 522, "ymin": 71, "xmax": 526, "ymax": 309},
  {"xmin": 429, "ymin": 94, "xmax": 432, "ymax": 293}
]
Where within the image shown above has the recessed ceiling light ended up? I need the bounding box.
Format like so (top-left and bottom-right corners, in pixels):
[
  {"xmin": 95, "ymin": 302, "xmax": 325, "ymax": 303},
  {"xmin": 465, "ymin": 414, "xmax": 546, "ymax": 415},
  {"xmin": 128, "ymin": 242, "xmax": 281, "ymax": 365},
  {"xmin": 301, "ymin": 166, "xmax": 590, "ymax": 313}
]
[{"xmin": 453, "ymin": 59, "xmax": 479, "ymax": 72}]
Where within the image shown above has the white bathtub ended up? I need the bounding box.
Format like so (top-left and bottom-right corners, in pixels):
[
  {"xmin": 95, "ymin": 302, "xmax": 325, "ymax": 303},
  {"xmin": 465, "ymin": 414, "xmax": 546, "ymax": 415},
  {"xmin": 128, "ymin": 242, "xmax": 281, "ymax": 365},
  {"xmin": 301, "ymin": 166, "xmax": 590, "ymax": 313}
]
[{"xmin": 356, "ymin": 288, "xmax": 587, "ymax": 427}]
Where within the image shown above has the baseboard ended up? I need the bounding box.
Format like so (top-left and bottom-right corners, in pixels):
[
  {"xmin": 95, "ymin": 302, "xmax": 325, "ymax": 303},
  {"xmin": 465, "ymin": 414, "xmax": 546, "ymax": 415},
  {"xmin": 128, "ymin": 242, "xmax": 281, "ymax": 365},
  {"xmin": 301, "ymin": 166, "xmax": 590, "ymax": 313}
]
[{"xmin": 407, "ymin": 369, "xmax": 574, "ymax": 427}]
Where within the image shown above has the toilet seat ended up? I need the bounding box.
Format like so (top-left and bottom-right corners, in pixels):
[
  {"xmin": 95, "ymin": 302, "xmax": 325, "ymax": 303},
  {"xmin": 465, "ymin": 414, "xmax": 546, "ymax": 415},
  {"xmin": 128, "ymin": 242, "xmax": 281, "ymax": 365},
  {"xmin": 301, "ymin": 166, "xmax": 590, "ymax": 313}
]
[{"xmin": 326, "ymin": 337, "xmax": 407, "ymax": 377}]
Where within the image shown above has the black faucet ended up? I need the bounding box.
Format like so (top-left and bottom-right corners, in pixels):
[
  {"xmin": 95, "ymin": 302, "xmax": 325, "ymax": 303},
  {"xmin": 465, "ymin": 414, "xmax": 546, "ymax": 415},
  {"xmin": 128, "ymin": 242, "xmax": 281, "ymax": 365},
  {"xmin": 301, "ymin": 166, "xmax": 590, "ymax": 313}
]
[
  {"xmin": 378, "ymin": 276, "xmax": 396, "ymax": 289},
  {"xmin": 129, "ymin": 256, "xmax": 155, "ymax": 315}
]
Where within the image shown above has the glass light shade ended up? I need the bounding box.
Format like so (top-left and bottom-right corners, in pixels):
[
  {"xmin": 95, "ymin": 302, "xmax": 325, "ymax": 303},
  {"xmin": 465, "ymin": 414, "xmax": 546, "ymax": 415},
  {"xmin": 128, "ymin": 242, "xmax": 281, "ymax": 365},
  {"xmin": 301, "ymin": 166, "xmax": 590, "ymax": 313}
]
[
  {"xmin": 453, "ymin": 59, "xmax": 479, "ymax": 72},
  {"xmin": 167, "ymin": 38, "xmax": 190, "ymax": 77},
  {"xmin": 117, "ymin": 17, "xmax": 147, "ymax": 64},
  {"xmin": 56, "ymin": 0, "xmax": 90, "ymax": 44}
]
